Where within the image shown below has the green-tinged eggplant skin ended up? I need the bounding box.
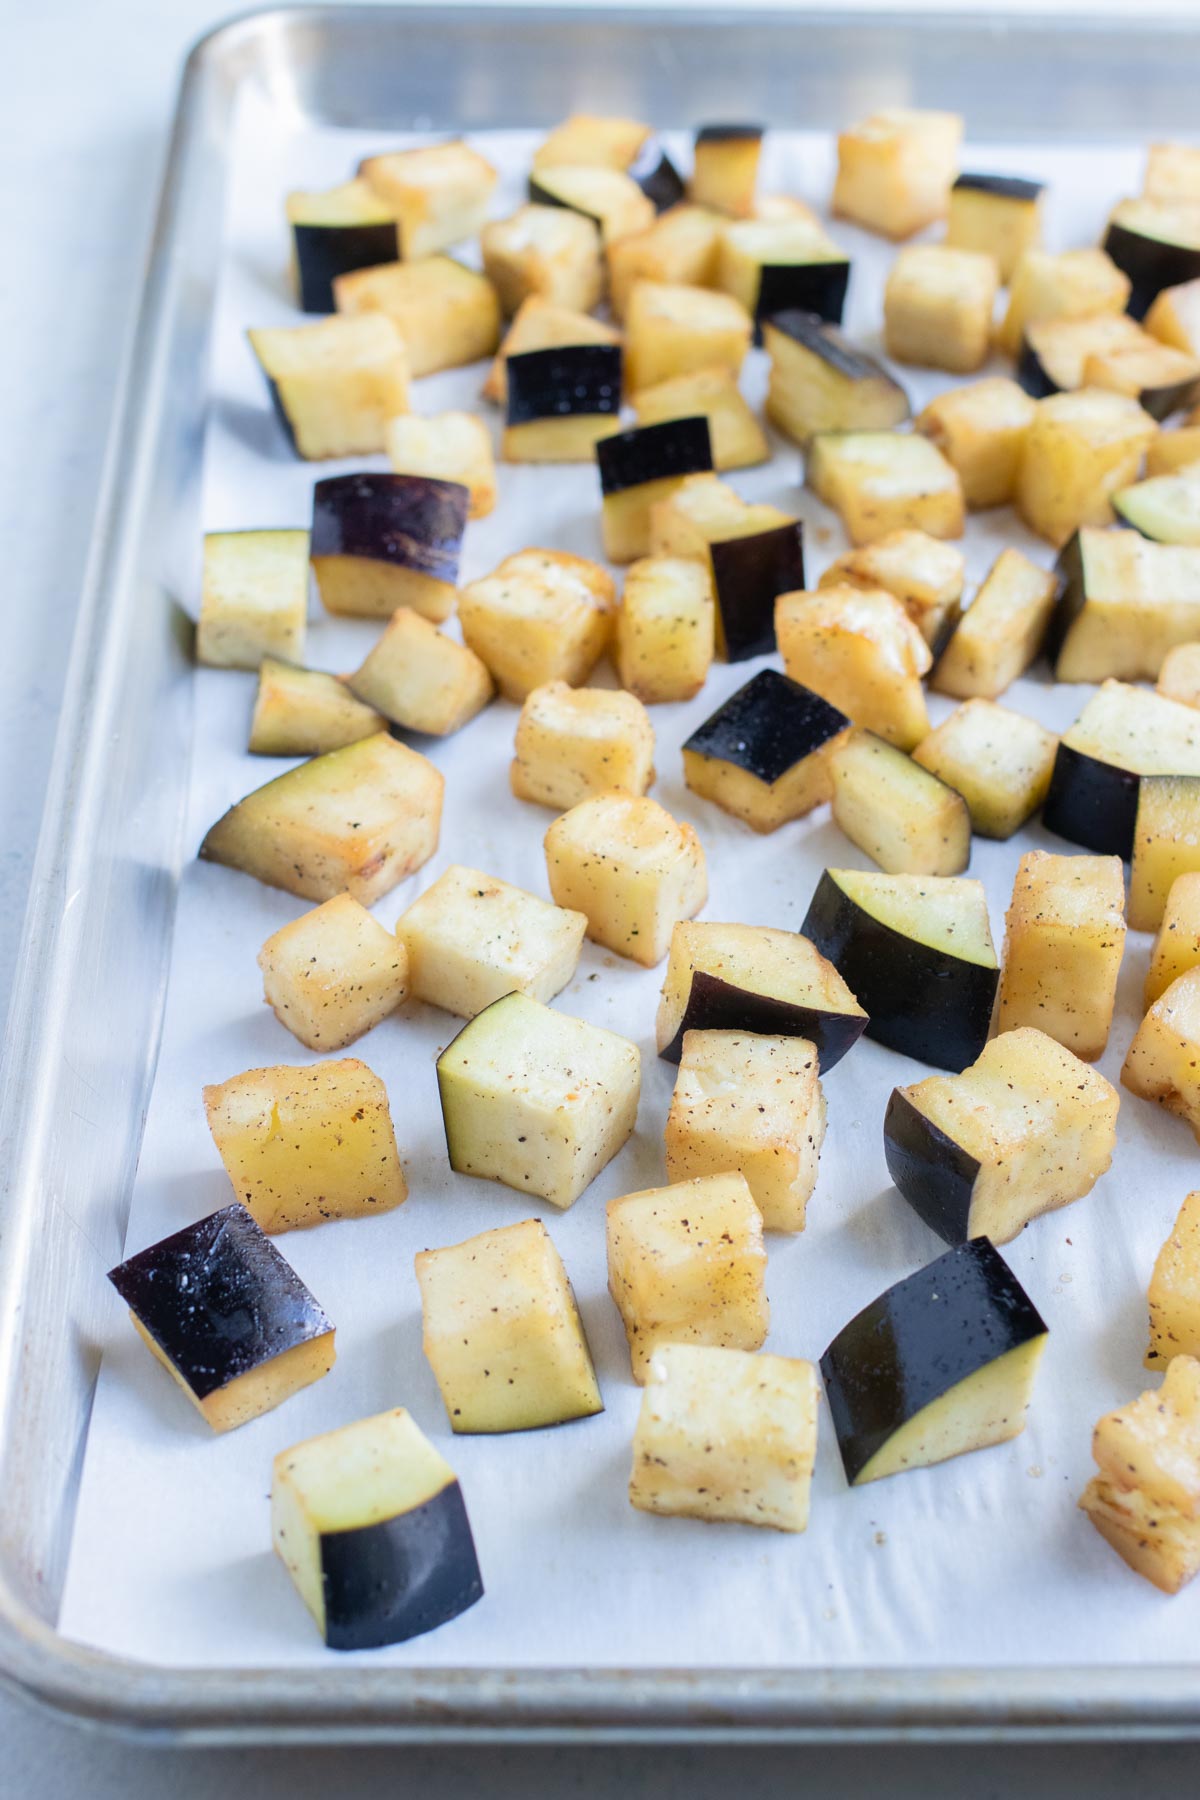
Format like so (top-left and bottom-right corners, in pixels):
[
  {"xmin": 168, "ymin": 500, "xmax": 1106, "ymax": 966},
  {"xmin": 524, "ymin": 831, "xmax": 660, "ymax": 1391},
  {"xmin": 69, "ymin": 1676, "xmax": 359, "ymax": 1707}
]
[
  {"xmin": 1041, "ymin": 743, "xmax": 1141, "ymax": 858},
  {"xmin": 659, "ymin": 968, "xmax": 866, "ymax": 1070},
  {"xmin": 952, "ymin": 173, "xmax": 1044, "ymax": 203},
  {"xmin": 683, "ymin": 670, "xmax": 848, "ymax": 783},
  {"xmin": 596, "ymin": 416, "xmax": 713, "ymax": 496},
  {"xmin": 311, "ymin": 474, "xmax": 469, "ymax": 583},
  {"xmin": 506, "ymin": 344, "xmax": 623, "ymax": 426},
  {"xmin": 820, "ymin": 1238, "xmax": 1048, "ymax": 1486},
  {"xmin": 293, "ymin": 221, "xmax": 400, "ymax": 314},
  {"xmin": 882, "ymin": 1088, "xmax": 983, "ymax": 1244},
  {"xmin": 319, "ymin": 1481, "xmax": 483, "ymax": 1651},
  {"xmin": 1104, "ymin": 220, "xmax": 1200, "ymax": 322},
  {"xmin": 755, "ymin": 260, "xmax": 851, "ymax": 336},
  {"xmin": 801, "ymin": 871, "xmax": 997, "ymax": 1072},
  {"xmin": 710, "ymin": 521, "xmax": 805, "ymax": 662},
  {"xmin": 1042, "ymin": 532, "xmax": 1085, "ymax": 671},
  {"xmin": 629, "ymin": 137, "xmax": 686, "ymax": 211}
]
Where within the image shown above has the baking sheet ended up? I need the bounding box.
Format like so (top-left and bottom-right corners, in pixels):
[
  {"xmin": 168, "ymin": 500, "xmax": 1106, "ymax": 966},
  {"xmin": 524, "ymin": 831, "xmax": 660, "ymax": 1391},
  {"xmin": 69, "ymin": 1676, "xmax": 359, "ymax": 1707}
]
[{"xmin": 57, "ymin": 92, "xmax": 1196, "ymax": 1672}]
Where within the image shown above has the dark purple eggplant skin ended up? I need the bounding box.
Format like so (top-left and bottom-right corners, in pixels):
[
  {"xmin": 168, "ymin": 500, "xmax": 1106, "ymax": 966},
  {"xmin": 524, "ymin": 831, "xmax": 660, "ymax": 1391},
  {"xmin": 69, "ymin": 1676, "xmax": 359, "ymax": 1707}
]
[
  {"xmin": 1131, "ymin": 372, "xmax": 1200, "ymax": 424},
  {"xmin": 801, "ymin": 871, "xmax": 997, "ymax": 1073},
  {"xmin": 1042, "ymin": 533, "xmax": 1083, "ymax": 673},
  {"xmin": 1104, "ymin": 219, "xmax": 1200, "ymax": 321},
  {"xmin": 108, "ymin": 1204, "xmax": 332, "ymax": 1402},
  {"xmin": 1041, "ymin": 741, "xmax": 1141, "ymax": 859},
  {"xmin": 596, "ymin": 416, "xmax": 713, "ymax": 496},
  {"xmin": 526, "ymin": 172, "xmax": 601, "ymax": 228},
  {"xmin": 755, "ymin": 260, "xmax": 851, "ymax": 336},
  {"xmin": 311, "ymin": 474, "xmax": 469, "ymax": 580},
  {"xmin": 820, "ymin": 1237, "xmax": 1048, "ymax": 1486},
  {"xmin": 695, "ymin": 123, "xmax": 764, "ymax": 147},
  {"xmin": 709, "ymin": 520, "xmax": 804, "ymax": 662},
  {"xmin": 883, "ymin": 1088, "xmax": 985, "ymax": 1246},
  {"xmin": 506, "ymin": 344, "xmax": 622, "ymax": 426},
  {"xmin": 1015, "ymin": 335, "xmax": 1060, "ymax": 400},
  {"xmin": 659, "ymin": 967, "xmax": 867, "ymax": 1069},
  {"xmin": 319, "ymin": 1480, "xmax": 483, "ymax": 1650},
  {"xmin": 292, "ymin": 220, "xmax": 400, "ymax": 314},
  {"xmin": 766, "ymin": 310, "xmax": 909, "ymax": 400},
  {"xmin": 952, "ymin": 172, "xmax": 1044, "ymax": 202},
  {"xmin": 684, "ymin": 670, "xmax": 848, "ymax": 785},
  {"xmin": 628, "ymin": 136, "xmax": 686, "ymax": 211}
]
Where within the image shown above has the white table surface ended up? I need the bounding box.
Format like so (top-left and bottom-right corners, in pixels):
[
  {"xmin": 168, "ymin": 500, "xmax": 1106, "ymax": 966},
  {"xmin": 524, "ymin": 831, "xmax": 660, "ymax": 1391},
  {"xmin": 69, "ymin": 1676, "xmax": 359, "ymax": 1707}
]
[{"xmin": 3, "ymin": 0, "xmax": 1198, "ymax": 1791}]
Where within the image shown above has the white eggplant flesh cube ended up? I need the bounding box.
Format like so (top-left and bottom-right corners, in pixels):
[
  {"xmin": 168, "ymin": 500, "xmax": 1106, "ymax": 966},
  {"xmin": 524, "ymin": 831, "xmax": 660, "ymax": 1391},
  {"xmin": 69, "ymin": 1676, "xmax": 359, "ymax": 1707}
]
[
  {"xmin": 1146, "ymin": 872, "xmax": 1200, "ymax": 1005},
  {"xmin": 997, "ymin": 851, "xmax": 1126, "ymax": 1061},
  {"xmin": 807, "ymin": 431, "xmax": 965, "ymax": 546},
  {"xmin": 912, "ymin": 699, "xmax": 1058, "ymax": 840},
  {"xmin": 933, "ymin": 547, "xmax": 1058, "ymax": 701},
  {"xmin": 436, "ymin": 991, "xmax": 640, "ymax": 1209},
  {"xmin": 1080, "ymin": 1356, "xmax": 1200, "ymax": 1594},
  {"xmin": 544, "ymin": 792, "xmax": 707, "ymax": 968},
  {"xmin": 347, "ymin": 608, "xmax": 493, "ymax": 738},
  {"xmin": 818, "ymin": 528, "xmax": 965, "ymax": 653},
  {"xmin": 271, "ymin": 1407, "xmax": 482, "ymax": 1648},
  {"xmin": 1131, "ymin": 775, "xmax": 1200, "ymax": 931},
  {"xmin": 198, "ymin": 530, "xmax": 310, "ymax": 671},
  {"xmin": 358, "ymin": 141, "xmax": 499, "ymax": 260},
  {"xmin": 1123, "ymin": 966, "xmax": 1200, "ymax": 1145},
  {"xmin": 608, "ymin": 204, "xmax": 725, "ymax": 320},
  {"xmin": 915, "ymin": 378, "xmax": 1036, "ymax": 510},
  {"xmin": 483, "ymin": 296, "xmax": 620, "ymax": 407},
  {"xmin": 528, "ymin": 164, "xmax": 655, "ymax": 245},
  {"xmin": 248, "ymin": 660, "xmax": 385, "ymax": 758},
  {"xmin": 396, "ymin": 863, "xmax": 585, "ymax": 1018},
  {"xmin": 691, "ymin": 131, "xmax": 763, "ymax": 219},
  {"xmin": 1015, "ymin": 389, "xmax": 1156, "ymax": 549},
  {"xmin": 606, "ymin": 1172, "xmax": 768, "ymax": 1382},
  {"xmin": 334, "ymin": 255, "xmax": 501, "ymax": 378},
  {"xmin": 830, "ymin": 730, "xmax": 971, "ymax": 876},
  {"xmin": 630, "ymin": 1344, "xmax": 819, "ymax": 1530},
  {"xmin": 615, "ymin": 556, "xmax": 715, "ymax": 703},
  {"xmin": 883, "ymin": 245, "xmax": 1000, "ymax": 376},
  {"xmin": 416, "ymin": 1218, "xmax": 602, "ymax": 1433},
  {"xmin": 532, "ymin": 112, "xmax": 654, "ymax": 173},
  {"xmin": 1052, "ymin": 529, "xmax": 1200, "ymax": 685},
  {"xmin": 625, "ymin": 280, "xmax": 752, "ymax": 392},
  {"xmin": 258, "ymin": 893, "xmax": 410, "ymax": 1051},
  {"xmin": 832, "ymin": 108, "xmax": 963, "ymax": 240},
  {"xmin": 459, "ymin": 550, "xmax": 616, "ymax": 702},
  {"xmin": 1148, "ymin": 1192, "xmax": 1200, "ymax": 1369},
  {"xmin": 385, "ymin": 411, "xmax": 496, "ymax": 519},
  {"xmin": 1144, "ymin": 144, "xmax": 1200, "ymax": 206},
  {"xmin": 776, "ymin": 583, "xmax": 931, "ymax": 751},
  {"xmin": 997, "ymin": 247, "xmax": 1131, "ymax": 360},
  {"xmin": 665, "ymin": 1030, "xmax": 825, "ymax": 1232},
  {"xmin": 632, "ymin": 365, "xmax": 769, "ymax": 472},
  {"xmin": 1160, "ymin": 641, "xmax": 1200, "ymax": 708},
  {"xmin": 247, "ymin": 314, "xmax": 410, "ymax": 460},
  {"xmin": 481, "ymin": 203, "xmax": 604, "ymax": 317},
  {"xmin": 204, "ymin": 1058, "xmax": 407, "ymax": 1233},
  {"xmin": 511, "ymin": 681, "xmax": 656, "ymax": 810},
  {"xmin": 1146, "ymin": 277, "xmax": 1200, "ymax": 356},
  {"xmin": 946, "ymin": 176, "xmax": 1043, "ymax": 284}
]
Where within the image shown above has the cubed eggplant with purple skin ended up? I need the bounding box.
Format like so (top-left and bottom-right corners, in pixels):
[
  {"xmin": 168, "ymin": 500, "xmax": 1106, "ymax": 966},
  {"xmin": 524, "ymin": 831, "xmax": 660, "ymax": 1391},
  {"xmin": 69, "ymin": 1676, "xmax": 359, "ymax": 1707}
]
[
  {"xmin": 597, "ymin": 416, "xmax": 714, "ymax": 562},
  {"xmin": 1105, "ymin": 201, "xmax": 1200, "ymax": 320},
  {"xmin": 627, "ymin": 134, "xmax": 686, "ymax": 212},
  {"xmin": 691, "ymin": 124, "xmax": 764, "ymax": 217},
  {"xmin": 754, "ymin": 259, "xmax": 851, "ymax": 334},
  {"xmin": 708, "ymin": 520, "xmax": 804, "ymax": 661},
  {"xmin": 1042, "ymin": 680, "xmax": 1200, "ymax": 858},
  {"xmin": 108, "ymin": 1203, "xmax": 335, "ymax": 1431},
  {"xmin": 310, "ymin": 473, "xmax": 469, "ymax": 622},
  {"xmin": 682, "ymin": 670, "xmax": 849, "ymax": 831},
  {"xmin": 288, "ymin": 181, "xmax": 401, "ymax": 314},
  {"xmin": 504, "ymin": 343, "xmax": 624, "ymax": 462}
]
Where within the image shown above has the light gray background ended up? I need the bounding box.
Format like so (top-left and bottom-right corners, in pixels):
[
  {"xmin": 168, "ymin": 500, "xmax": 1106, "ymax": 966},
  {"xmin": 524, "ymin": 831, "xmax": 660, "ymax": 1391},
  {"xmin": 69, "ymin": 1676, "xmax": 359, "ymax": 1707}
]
[{"xmin": 2, "ymin": 0, "xmax": 1196, "ymax": 1791}]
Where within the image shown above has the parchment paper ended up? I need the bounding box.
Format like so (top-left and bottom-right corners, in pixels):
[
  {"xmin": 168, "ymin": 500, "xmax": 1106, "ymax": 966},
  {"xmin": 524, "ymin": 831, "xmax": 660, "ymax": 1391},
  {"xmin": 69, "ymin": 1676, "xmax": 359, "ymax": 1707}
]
[{"xmin": 58, "ymin": 95, "xmax": 1198, "ymax": 1670}]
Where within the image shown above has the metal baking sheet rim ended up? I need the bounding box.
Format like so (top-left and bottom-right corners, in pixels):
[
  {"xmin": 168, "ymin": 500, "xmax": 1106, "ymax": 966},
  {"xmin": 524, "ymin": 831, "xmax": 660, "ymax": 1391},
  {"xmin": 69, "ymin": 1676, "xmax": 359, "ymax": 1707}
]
[{"xmin": 3, "ymin": 0, "xmax": 1200, "ymax": 1743}]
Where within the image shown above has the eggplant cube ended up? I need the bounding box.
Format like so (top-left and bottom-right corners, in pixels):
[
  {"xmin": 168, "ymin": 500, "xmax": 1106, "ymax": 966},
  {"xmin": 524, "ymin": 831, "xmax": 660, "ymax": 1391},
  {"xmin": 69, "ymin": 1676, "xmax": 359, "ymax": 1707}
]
[
  {"xmin": 1051, "ymin": 531, "xmax": 1200, "ymax": 686},
  {"xmin": 608, "ymin": 204, "xmax": 724, "ymax": 321},
  {"xmin": 1160, "ymin": 641, "xmax": 1200, "ymax": 706},
  {"xmin": 646, "ymin": 471, "xmax": 803, "ymax": 660},
  {"xmin": 108, "ymin": 1203, "xmax": 335, "ymax": 1431},
  {"xmin": 829, "ymin": 729, "xmax": 971, "ymax": 877},
  {"xmin": 682, "ymin": 669, "xmax": 849, "ymax": 832},
  {"xmin": 1146, "ymin": 872, "xmax": 1200, "ymax": 1005},
  {"xmin": 665, "ymin": 1030, "xmax": 825, "ymax": 1232},
  {"xmin": 655, "ymin": 918, "xmax": 867, "ymax": 1069},
  {"xmin": 632, "ymin": 366, "xmax": 769, "ymax": 472},
  {"xmin": 946, "ymin": 173, "xmax": 1043, "ymax": 284},
  {"xmin": 416, "ymin": 1218, "xmax": 602, "ymax": 1434},
  {"xmin": 598, "ymin": 419, "xmax": 715, "ymax": 565},
  {"xmin": 615, "ymin": 556, "xmax": 715, "ymax": 704},
  {"xmin": 204, "ymin": 1058, "xmax": 407, "ymax": 1233},
  {"xmin": 272, "ymin": 1407, "xmax": 483, "ymax": 1649},
  {"xmin": 483, "ymin": 296, "xmax": 620, "ymax": 407},
  {"xmin": 1114, "ymin": 470, "xmax": 1200, "ymax": 545},
  {"xmin": 1015, "ymin": 389, "xmax": 1156, "ymax": 549},
  {"xmin": 997, "ymin": 247, "xmax": 1131, "ymax": 360},
  {"xmin": 287, "ymin": 178, "xmax": 400, "ymax": 314},
  {"xmin": 436, "ymin": 991, "xmax": 640, "ymax": 1209},
  {"xmin": 763, "ymin": 313, "xmax": 910, "ymax": 446},
  {"xmin": 691, "ymin": 126, "xmax": 763, "ymax": 218},
  {"xmin": 818, "ymin": 528, "xmax": 965, "ymax": 654},
  {"xmin": 807, "ymin": 431, "xmax": 965, "ymax": 546},
  {"xmin": 396, "ymin": 863, "xmax": 586, "ymax": 1017},
  {"xmin": 511, "ymin": 680, "xmax": 656, "ymax": 811},
  {"xmin": 821, "ymin": 1238, "xmax": 1048, "ymax": 1485},
  {"xmin": 481, "ymin": 204, "xmax": 603, "ymax": 316},
  {"xmin": 311, "ymin": 473, "xmax": 468, "ymax": 624},
  {"xmin": 1144, "ymin": 146, "xmax": 1200, "ymax": 207},
  {"xmin": 775, "ymin": 584, "xmax": 931, "ymax": 751},
  {"xmin": 385, "ymin": 411, "xmax": 496, "ymax": 520},
  {"xmin": 832, "ymin": 108, "xmax": 963, "ymax": 240},
  {"xmin": 358, "ymin": 140, "xmax": 498, "ymax": 260},
  {"xmin": 199, "ymin": 733, "xmax": 443, "ymax": 905},
  {"xmin": 912, "ymin": 698, "xmax": 1058, "ymax": 839},
  {"xmin": 1131, "ymin": 775, "xmax": 1200, "ymax": 932},
  {"xmin": 544, "ymin": 792, "xmax": 707, "ymax": 968},
  {"xmin": 802, "ymin": 868, "xmax": 997, "ymax": 1073},
  {"xmin": 625, "ymin": 280, "xmax": 752, "ymax": 392},
  {"xmin": 883, "ymin": 245, "xmax": 999, "ymax": 376},
  {"xmin": 459, "ymin": 549, "xmax": 616, "ymax": 702},
  {"xmin": 715, "ymin": 218, "xmax": 851, "ymax": 331},
  {"xmin": 885, "ymin": 1028, "xmax": 1118, "ymax": 1246},
  {"xmin": 933, "ymin": 546, "xmax": 1058, "ymax": 701},
  {"xmin": 1104, "ymin": 198, "xmax": 1200, "ymax": 322},
  {"xmin": 1123, "ymin": 965, "xmax": 1200, "ymax": 1144},
  {"xmin": 915, "ymin": 378, "xmax": 1037, "ymax": 510},
  {"xmin": 1080, "ymin": 1356, "xmax": 1200, "ymax": 1594},
  {"xmin": 630, "ymin": 1344, "xmax": 818, "ymax": 1530},
  {"xmin": 996, "ymin": 850, "xmax": 1125, "ymax": 1060},
  {"xmin": 258, "ymin": 893, "xmax": 410, "ymax": 1052},
  {"xmin": 1148, "ymin": 1191, "xmax": 1200, "ymax": 1369},
  {"xmin": 503, "ymin": 343, "xmax": 622, "ymax": 463},
  {"xmin": 247, "ymin": 314, "xmax": 409, "ymax": 460},
  {"xmin": 527, "ymin": 165, "xmax": 655, "ymax": 245},
  {"xmin": 1147, "ymin": 276, "xmax": 1200, "ymax": 356},
  {"xmin": 197, "ymin": 530, "xmax": 309, "ymax": 671},
  {"xmin": 1043, "ymin": 680, "xmax": 1200, "ymax": 858},
  {"xmin": 606, "ymin": 1172, "xmax": 768, "ymax": 1381},
  {"xmin": 534, "ymin": 112, "xmax": 655, "ymax": 175},
  {"xmin": 248, "ymin": 660, "xmax": 384, "ymax": 758},
  {"xmin": 1084, "ymin": 339, "xmax": 1200, "ymax": 422},
  {"xmin": 347, "ymin": 608, "xmax": 493, "ymax": 738},
  {"xmin": 334, "ymin": 256, "xmax": 500, "ymax": 378},
  {"xmin": 1018, "ymin": 312, "xmax": 1147, "ymax": 402}
]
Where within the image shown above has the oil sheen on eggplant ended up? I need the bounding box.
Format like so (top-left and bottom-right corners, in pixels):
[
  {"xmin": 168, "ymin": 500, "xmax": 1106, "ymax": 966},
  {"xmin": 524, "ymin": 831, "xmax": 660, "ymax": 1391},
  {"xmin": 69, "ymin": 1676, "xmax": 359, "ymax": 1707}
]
[
  {"xmin": 319, "ymin": 1481, "xmax": 483, "ymax": 1651},
  {"xmin": 310, "ymin": 473, "xmax": 470, "ymax": 581},
  {"xmin": 596, "ymin": 416, "xmax": 714, "ymax": 495},
  {"xmin": 683, "ymin": 669, "xmax": 848, "ymax": 785}
]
